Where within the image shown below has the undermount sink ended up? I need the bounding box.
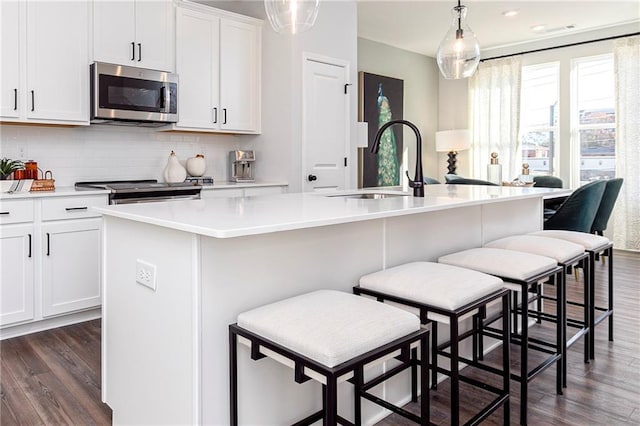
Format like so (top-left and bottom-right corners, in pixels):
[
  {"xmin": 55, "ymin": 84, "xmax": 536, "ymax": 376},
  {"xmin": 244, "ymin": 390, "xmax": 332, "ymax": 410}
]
[{"xmin": 326, "ymin": 192, "xmax": 410, "ymax": 200}]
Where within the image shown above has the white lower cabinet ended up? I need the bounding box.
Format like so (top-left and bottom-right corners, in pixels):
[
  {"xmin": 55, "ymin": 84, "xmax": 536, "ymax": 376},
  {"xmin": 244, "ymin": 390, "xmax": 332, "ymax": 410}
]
[
  {"xmin": 41, "ymin": 218, "xmax": 101, "ymax": 317},
  {"xmin": 0, "ymin": 194, "xmax": 106, "ymax": 335},
  {"xmin": 0, "ymin": 224, "xmax": 35, "ymax": 326}
]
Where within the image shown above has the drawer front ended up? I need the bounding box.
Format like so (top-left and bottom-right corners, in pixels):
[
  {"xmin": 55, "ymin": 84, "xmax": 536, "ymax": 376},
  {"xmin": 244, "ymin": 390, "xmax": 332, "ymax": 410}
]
[
  {"xmin": 0, "ymin": 200, "xmax": 35, "ymax": 224},
  {"xmin": 42, "ymin": 196, "xmax": 108, "ymax": 221}
]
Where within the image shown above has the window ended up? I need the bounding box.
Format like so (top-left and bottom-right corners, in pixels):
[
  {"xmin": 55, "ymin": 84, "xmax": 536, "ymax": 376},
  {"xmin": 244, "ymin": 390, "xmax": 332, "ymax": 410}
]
[
  {"xmin": 519, "ymin": 63, "xmax": 559, "ymax": 175},
  {"xmin": 572, "ymin": 55, "xmax": 615, "ymax": 184}
]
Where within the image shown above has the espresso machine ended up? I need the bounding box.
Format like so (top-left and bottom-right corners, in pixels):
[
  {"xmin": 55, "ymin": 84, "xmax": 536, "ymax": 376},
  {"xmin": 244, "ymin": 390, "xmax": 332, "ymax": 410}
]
[{"xmin": 229, "ymin": 150, "xmax": 255, "ymax": 182}]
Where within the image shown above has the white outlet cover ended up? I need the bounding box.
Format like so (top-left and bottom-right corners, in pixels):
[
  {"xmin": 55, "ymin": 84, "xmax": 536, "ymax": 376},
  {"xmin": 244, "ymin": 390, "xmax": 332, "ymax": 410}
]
[{"xmin": 136, "ymin": 259, "xmax": 157, "ymax": 291}]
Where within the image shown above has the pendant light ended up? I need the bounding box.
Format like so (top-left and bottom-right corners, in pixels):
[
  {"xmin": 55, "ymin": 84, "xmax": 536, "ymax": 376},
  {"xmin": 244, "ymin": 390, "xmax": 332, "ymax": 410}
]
[
  {"xmin": 264, "ymin": 0, "xmax": 320, "ymax": 35},
  {"xmin": 436, "ymin": 0, "xmax": 481, "ymax": 79}
]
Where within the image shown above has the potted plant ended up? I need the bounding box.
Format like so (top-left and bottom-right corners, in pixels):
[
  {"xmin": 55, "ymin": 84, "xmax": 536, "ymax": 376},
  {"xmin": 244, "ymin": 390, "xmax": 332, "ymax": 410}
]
[{"xmin": 0, "ymin": 157, "xmax": 24, "ymax": 180}]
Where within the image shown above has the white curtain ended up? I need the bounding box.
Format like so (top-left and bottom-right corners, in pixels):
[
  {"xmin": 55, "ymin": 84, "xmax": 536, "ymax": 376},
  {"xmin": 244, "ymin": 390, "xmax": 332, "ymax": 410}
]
[
  {"xmin": 612, "ymin": 36, "xmax": 640, "ymax": 251},
  {"xmin": 468, "ymin": 56, "xmax": 522, "ymax": 181}
]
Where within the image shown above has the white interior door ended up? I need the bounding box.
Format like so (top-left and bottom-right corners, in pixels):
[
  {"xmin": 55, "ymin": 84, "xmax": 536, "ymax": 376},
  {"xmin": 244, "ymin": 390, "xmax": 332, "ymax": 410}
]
[{"xmin": 302, "ymin": 55, "xmax": 350, "ymax": 192}]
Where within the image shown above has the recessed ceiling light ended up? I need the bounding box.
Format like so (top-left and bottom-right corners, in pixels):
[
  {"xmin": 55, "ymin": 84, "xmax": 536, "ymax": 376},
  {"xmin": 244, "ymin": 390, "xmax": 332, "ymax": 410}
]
[
  {"xmin": 531, "ymin": 24, "xmax": 546, "ymax": 32},
  {"xmin": 502, "ymin": 10, "xmax": 519, "ymax": 17}
]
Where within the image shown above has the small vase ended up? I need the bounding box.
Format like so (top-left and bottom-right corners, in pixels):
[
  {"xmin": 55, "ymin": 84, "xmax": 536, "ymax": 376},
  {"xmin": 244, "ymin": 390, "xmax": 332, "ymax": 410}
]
[
  {"xmin": 186, "ymin": 154, "xmax": 206, "ymax": 177},
  {"xmin": 163, "ymin": 151, "xmax": 187, "ymax": 183}
]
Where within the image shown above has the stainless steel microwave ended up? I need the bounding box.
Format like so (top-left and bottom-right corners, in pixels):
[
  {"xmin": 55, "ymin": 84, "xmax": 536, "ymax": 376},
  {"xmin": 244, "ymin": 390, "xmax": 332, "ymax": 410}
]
[{"xmin": 90, "ymin": 62, "xmax": 178, "ymax": 126}]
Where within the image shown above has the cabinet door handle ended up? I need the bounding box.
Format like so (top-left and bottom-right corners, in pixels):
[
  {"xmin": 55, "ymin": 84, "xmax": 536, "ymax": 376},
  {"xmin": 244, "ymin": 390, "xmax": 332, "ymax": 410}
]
[
  {"xmin": 31, "ymin": 90, "xmax": 35, "ymax": 111},
  {"xmin": 131, "ymin": 41, "xmax": 136, "ymax": 60},
  {"xmin": 138, "ymin": 43, "xmax": 142, "ymax": 62},
  {"xmin": 46, "ymin": 232, "xmax": 50, "ymax": 256},
  {"xmin": 28, "ymin": 234, "xmax": 32, "ymax": 258},
  {"xmin": 65, "ymin": 206, "xmax": 88, "ymax": 211},
  {"xmin": 14, "ymin": 88, "xmax": 17, "ymax": 110},
  {"xmin": 223, "ymin": 108, "xmax": 227, "ymax": 124},
  {"xmin": 213, "ymin": 107, "xmax": 217, "ymax": 123},
  {"xmin": 0, "ymin": 212, "xmax": 9, "ymax": 215}
]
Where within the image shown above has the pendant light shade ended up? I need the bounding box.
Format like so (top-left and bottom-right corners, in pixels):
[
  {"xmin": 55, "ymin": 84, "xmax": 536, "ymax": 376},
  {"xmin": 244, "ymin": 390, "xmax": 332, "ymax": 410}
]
[
  {"xmin": 264, "ymin": 0, "xmax": 320, "ymax": 35},
  {"xmin": 436, "ymin": 2, "xmax": 480, "ymax": 79}
]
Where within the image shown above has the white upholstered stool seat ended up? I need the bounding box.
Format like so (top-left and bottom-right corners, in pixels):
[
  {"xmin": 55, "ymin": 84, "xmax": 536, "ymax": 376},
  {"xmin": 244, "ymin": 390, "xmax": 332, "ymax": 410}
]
[
  {"xmin": 359, "ymin": 262, "xmax": 504, "ymax": 311},
  {"xmin": 529, "ymin": 230, "xmax": 610, "ymax": 251},
  {"xmin": 230, "ymin": 289, "xmax": 430, "ymax": 425},
  {"xmin": 438, "ymin": 247, "xmax": 557, "ymax": 282},
  {"xmin": 355, "ymin": 262, "xmax": 511, "ymax": 426},
  {"xmin": 484, "ymin": 235, "xmax": 585, "ymax": 264},
  {"xmin": 237, "ymin": 290, "xmax": 419, "ymax": 368}
]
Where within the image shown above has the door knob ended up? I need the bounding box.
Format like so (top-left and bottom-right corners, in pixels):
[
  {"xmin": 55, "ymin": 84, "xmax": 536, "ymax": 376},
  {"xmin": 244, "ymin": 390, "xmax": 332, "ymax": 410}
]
[{"xmin": 307, "ymin": 174, "xmax": 317, "ymax": 182}]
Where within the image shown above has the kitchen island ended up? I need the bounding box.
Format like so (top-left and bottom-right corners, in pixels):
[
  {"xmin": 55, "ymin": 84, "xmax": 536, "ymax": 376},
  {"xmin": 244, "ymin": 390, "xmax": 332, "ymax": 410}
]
[{"xmin": 96, "ymin": 185, "xmax": 568, "ymax": 425}]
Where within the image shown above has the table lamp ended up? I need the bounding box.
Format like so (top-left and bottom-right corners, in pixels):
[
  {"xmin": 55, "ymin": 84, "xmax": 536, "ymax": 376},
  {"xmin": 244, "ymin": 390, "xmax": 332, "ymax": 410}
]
[{"xmin": 435, "ymin": 129, "xmax": 471, "ymax": 175}]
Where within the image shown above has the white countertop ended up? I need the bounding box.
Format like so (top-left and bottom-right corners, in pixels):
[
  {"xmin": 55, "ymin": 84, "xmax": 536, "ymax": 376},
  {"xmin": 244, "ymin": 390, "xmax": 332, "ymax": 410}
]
[
  {"xmin": 95, "ymin": 185, "xmax": 571, "ymax": 239},
  {"xmin": 0, "ymin": 186, "xmax": 110, "ymax": 200},
  {"xmin": 0, "ymin": 180, "xmax": 288, "ymax": 200}
]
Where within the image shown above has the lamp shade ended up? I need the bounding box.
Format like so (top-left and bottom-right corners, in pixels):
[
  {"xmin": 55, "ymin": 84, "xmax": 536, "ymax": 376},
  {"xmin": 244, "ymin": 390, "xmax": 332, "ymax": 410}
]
[
  {"xmin": 435, "ymin": 130, "xmax": 471, "ymax": 152},
  {"xmin": 264, "ymin": 0, "xmax": 320, "ymax": 34}
]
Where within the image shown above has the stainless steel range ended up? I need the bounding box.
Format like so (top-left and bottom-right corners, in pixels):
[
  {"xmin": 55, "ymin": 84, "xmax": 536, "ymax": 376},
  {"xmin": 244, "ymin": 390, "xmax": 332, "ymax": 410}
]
[{"xmin": 75, "ymin": 180, "xmax": 201, "ymax": 204}]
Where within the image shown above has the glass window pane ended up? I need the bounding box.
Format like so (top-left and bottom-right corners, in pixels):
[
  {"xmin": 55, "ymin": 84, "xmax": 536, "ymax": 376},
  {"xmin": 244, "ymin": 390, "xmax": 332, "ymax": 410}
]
[
  {"xmin": 576, "ymin": 57, "xmax": 615, "ymax": 124},
  {"xmin": 521, "ymin": 130, "xmax": 555, "ymax": 174},
  {"xmin": 579, "ymin": 128, "xmax": 616, "ymax": 182}
]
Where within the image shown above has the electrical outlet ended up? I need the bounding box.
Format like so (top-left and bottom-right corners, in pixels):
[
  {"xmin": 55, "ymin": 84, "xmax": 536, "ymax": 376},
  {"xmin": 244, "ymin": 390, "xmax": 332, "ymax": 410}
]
[
  {"xmin": 136, "ymin": 259, "xmax": 157, "ymax": 291},
  {"xmin": 17, "ymin": 145, "xmax": 27, "ymax": 160}
]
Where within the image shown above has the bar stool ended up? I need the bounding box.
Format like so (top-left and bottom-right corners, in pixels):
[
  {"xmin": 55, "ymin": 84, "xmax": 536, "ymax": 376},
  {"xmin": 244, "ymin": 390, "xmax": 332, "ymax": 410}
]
[
  {"xmin": 438, "ymin": 248, "xmax": 563, "ymax": 425},
  {"xmin": 229, "ymin": 290, "xmax": 430, "ymax": 426},
  {"xmin": 354, "ymin": 262, "xmax": 511, "ymax": 426},
  {"xmin": 530, "ymin": 230, "xmax": 614, "ymax": 359},
  {"xmin": 484, "ymin": 235, "xmax": 591, "ymax": 385}
]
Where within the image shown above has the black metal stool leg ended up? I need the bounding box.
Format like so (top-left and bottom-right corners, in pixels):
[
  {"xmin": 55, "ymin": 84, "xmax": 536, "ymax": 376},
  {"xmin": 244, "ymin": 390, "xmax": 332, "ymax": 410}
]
[
  {"xmin": 583, "ymin": 255, "xmax": 591, "ymax": 363},
  {"xmin": 420, "ymin": 333, "xmax": 430, "ymax": 426},
  {"xmin": 431, "ymin": 323, "xmax": 438, "ymax": 390},
  {"xmin": 608, "ymin": 247, "xmax": 614, "ymax": 342},
  {"xmin": 354, "ymin": 366, "xmax": 363, "ymax": 425},
  {"xmin": 229, "ymin": 329, "xmax": 239, "ymax": 426},
  {"xmin": 557, "ymin": 270, "xmax": 565, "ymax": 394},
  {"xmin": 450, "ymin": 318, "xmax": 460, "ymax": 426},
  {"xmin": 323, "ymin": 378, "xmax": 338, "ymax": 426},
  {"xmin": 502, "ymin": 293, "xmax": 511, "ymax": 425},
  {"xmin": 520, "ymin": 285, "xmax": 529, "ymax": 426},
  {"xmin": 411, "ymin": 347, "xmax": 418, "ymax": 402}
]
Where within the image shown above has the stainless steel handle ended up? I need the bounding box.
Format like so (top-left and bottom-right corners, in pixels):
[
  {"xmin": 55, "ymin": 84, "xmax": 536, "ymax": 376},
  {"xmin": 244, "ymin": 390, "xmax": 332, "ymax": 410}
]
[
  {"xmin": 13, "ymin": 88, "xmax": 17, "ymax": 110},
  {"xmin": 28, "ymin": 234, "xmax": 32, "ymax": 258},
  {"xmin": 65, "ymin": 207, "xmax": 88, "ymax": 211},
  {"xmin": 131, "ymin": 42, "xmax": 135, "ymax": 60},
  {"xmin": 46, "ymin": 232, "xmax": 50, "ymax": 256},
  {"xmin": 160, "ymin": 85, "xmax": 171, "ymax": 113},
  {"xmin": 31, "ymin": 90, "xmax": 34, "ymax": 111},
  {"xmin": 213, "ymin": 107, "xmax": 217, "ymax": 123},
  {"xmin": 138, "ymin": 43, "xmax": 142, "ymax": 62},
  {"xmin": 223, "ymin": 108, "xmax": 227, "ymax": 125}
]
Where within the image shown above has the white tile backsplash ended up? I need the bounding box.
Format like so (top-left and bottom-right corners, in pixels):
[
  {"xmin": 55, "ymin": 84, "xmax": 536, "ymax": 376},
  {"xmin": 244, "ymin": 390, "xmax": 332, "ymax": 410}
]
[{"xmin": 0, "ymin": 124, "xmax": 245, "ymax": 186}]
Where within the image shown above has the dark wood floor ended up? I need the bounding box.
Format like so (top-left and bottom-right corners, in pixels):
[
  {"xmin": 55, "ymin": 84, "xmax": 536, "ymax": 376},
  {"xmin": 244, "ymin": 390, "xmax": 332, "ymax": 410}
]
[{"xmin": 1, "ymin": 251, "xmax": 638, "ymax": 425}]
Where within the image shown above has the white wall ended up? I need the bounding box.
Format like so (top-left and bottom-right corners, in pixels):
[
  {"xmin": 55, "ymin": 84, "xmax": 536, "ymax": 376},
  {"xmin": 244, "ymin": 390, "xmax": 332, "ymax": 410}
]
[
  {"xmin": 358, "ymin": 37, "xmax": 440, "ymax": 185},
  {"xmin": 0, "ymin": 0, "xmax": 358, "ymax": 192}
]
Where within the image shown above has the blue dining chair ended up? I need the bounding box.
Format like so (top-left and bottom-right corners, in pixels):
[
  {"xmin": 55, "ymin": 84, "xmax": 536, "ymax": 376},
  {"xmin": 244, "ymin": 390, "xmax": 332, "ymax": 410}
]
[
  {"xmin": 591, "ymin": 178, "xmax": 624, "ymax": 236},
  {"xmin": 544, "ymin": 180, "xmax": 606, "ymax": 233}
]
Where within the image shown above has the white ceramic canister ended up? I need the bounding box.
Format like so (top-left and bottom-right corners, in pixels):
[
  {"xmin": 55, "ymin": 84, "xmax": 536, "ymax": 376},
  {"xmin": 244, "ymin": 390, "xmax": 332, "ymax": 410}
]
[
  {"xmin": 186, "ymin": 154, "xmax": 206, "ymax": 177},
  {"xmin": 163, "ymin": 150, "xmax": 187, "ymax": 183}
]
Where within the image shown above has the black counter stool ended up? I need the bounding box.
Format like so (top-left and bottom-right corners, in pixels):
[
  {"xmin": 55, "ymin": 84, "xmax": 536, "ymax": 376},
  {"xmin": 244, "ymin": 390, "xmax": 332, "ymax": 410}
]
[
  {"xmin": 484, "ymin": 235, "xmax": 590, "ymax": 385},
  {"xmin": 355, "ymin": 262, "xmax": 511, "ymax": 426},
  {"xmin": 229, "ymin": 290, "xmax": 430, "ymax": 426},
  {"xmin": 438, "ymin": 248, "xmax": 563, "ymax": 425},
  {"xmin": 530, "ymin": 230, "xmax": 614, "ymax": 359}
]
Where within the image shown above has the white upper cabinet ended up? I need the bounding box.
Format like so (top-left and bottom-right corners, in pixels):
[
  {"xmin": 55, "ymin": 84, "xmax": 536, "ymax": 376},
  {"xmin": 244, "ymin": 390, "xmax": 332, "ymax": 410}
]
[
  {"xmin": 93, "ymin": 0, "xmax": 175, "ymax": 72},
  {"xmin": 219, "ymin": 19, "xmax": 261, "ymax": 132},
  {"xmin": 174, "ymin": 2, "xmax": 261, "ymax": 134},
  {"xmin": 0, "ymin": 1, "xmax": 20, "ymax": 119},
  {"xmin": 1, "ymin": 0, "xmax": 89, "ymax": 124}
]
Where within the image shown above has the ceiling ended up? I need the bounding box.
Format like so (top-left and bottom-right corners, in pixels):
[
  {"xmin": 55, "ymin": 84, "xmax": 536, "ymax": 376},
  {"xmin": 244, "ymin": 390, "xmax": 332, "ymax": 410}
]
[{"xmin": 357, "ymin": 0, "xmax": 640, "ymax": 58}]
